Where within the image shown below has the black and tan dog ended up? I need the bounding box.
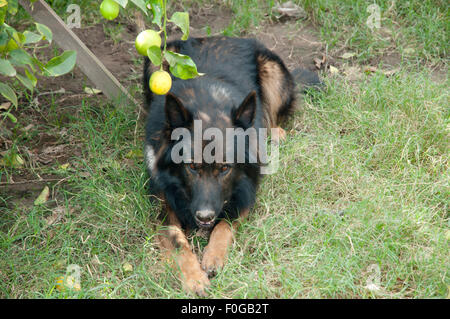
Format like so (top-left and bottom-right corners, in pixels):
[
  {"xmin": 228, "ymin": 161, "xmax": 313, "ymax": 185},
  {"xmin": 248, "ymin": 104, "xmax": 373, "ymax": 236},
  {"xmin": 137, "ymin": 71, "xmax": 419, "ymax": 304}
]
[{"xmin": 143, "ymin": 36, "xmax": 320, "ymax": 295}]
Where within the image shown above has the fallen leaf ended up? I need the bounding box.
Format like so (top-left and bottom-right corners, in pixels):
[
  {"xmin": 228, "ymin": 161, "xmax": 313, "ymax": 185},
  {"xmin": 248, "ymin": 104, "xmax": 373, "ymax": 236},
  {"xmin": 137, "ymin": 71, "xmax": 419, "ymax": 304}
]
[
  {"xmin": 272, "ymin": 1, "xmax": 307, "ymax": 18},
  {"xmin": 34, "ymin": 186, "xmax": 50, "ymax": 205},
  {"xmin": 313, "ymin": 55, "xmax": 326, "ymax": 70},
  {"xmin": 364, "ymin": 66, "xmax": 378, "ymax": 74},
  {"xmin": 122, "ymin": 262, "xmax": 133, "ymax": 273},
  {"xmin": 84, "ymin": 87, "xmax": 102, "ymax": 95},
  {"xmin": 403, "ymin": 48, "xmax": 415, "ymax": 55},
  {"xmin": 0, "ymin": 102, "xmax": 11, "ymax": 111},
  {"xmin": 382, "ymin": 68, "xmax": 400, "ymax": 77},
  {"xmin": 59, "ymin": 163, "xmax": 70, "ymax": 170},
  {"xmin": 341, "ymin": 52, "xmax": 356, "ymax": 59},
  {"xmin": 329, "ymin": 65, "xmax": 339, "ymax": 75}
]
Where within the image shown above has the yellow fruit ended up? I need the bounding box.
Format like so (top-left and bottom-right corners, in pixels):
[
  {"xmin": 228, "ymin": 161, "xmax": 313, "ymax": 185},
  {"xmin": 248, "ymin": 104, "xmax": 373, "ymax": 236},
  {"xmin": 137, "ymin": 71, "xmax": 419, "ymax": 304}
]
[
  {"xmin": 55, "ymin": 276, "xmax": 65, "ymax": 291},
  {"xmin": 149, "ymin": 70, "xmax": 172, "ymax": 95},
  {"xmin": 135, "ymin": 29, "xmax": 161, "ymax": 56},
  {"xmin": 100, "ymin": 0, "xmax": 120, "ymax": 21}
]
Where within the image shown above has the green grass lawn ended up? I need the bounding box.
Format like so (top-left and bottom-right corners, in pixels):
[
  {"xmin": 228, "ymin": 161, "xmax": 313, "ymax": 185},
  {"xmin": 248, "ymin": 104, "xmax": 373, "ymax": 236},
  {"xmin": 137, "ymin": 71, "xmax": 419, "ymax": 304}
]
[{"xmin": 0, "ymin": 1, "xmax": 448, "ymax": 298}]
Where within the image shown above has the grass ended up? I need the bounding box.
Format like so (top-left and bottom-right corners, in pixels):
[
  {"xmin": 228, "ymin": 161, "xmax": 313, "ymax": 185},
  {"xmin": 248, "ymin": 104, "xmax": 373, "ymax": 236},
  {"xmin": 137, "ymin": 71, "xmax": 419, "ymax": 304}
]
[
  {"xmin": 1, "ymin": 70, "xmax": 448, "ymax": 298},
  {"xmin": 0, "ymin": 1, "xmax": 449, "ymax": 298},
  {"xmin": 220, "ymin": 0, "xmax": 448, "ymax": 63},
  {"xmin": 301, "ymin": 0, "xmax": 448, "ymax": 62}
]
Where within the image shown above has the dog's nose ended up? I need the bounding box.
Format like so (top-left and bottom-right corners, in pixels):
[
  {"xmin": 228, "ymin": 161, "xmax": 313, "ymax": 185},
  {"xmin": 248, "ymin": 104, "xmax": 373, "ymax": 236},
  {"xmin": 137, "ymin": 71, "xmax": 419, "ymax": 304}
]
[{"xmin": 195, "ymin": 210, "xmax": 215, "ymax": 224}]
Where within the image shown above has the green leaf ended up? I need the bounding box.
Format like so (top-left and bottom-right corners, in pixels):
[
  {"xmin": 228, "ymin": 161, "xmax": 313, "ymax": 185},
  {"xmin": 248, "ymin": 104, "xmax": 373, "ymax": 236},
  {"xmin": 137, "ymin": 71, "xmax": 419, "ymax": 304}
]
[
  {"xmin": 147, "ymin": 45, "xmax": 162, "ymax": 66},
  {"xmin": 23, "ymin": 31, "xmax": 43, "ymax": 44},
  {"xmin": 25, "ymin": 68, "xmax": 37, "ymax": 87},
  {"xmin": 9, "ymin": 49, "xmax": 35, "ymax": 71},
  {"xmin": 31, "ymin": 56, "xmax": 46, "ymax": 72},
  {"xmin": 35, "ymin": 22, "xmax": 52, "ymax": 43},
  {"xmin": 0, "ymin": 59, "xmax": 16, "ymax": 76},
  {"xmin": 0, "ymin": 3, "xmax": 6, "ymax": 25},
  {"xmin": 0, "ymin": 30, "xmax": 8, "ymax": 46},
  {"xmin": 5, "ymin": 112, "xmax": 17, "ymax": 123},
  {"xmin": 169, "ymin": 12, "xmax": 189, "ymax": 41},
  {"xmin": 16, "ymin": 73, "xmax": 34, "ymax": 92},
  {"xmin": 163, "ymin": 50, "xmax": 203, "ymax": 80},
  {"xmin": 130, "ymin": 0, "xmax": 147, "ymax": 15},
  {"xmin": 7, "ymin": 0, "xmax": 18, "ymax": 15},
  {"xmin": 11, "ymin": 31, "xmax": 25, "ymax": 47},
  {"xmin": 148, "ymin": 0, "xmax": 163, "ymax": 27},
  {"xmin": 2, "ymin": 23, "xmax": 16, "ymax": 36},
  {"xmin": 0, "ymin": 82, "xmax": 18, "ymax": 107},
  {"xmin": 44, "ymin": 50, "xmax": 77, "ymax": 76},
  {"xmin": 113, "ymin": 0, "xmax": 128, "ymax": 8}
]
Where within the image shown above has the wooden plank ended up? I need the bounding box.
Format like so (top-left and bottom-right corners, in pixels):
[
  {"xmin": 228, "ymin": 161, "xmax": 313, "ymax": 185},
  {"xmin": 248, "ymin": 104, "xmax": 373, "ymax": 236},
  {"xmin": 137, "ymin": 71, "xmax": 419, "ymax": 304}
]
[{"xmin": 19, "ymin": 0, "xmax": 138, "ymax": 106}]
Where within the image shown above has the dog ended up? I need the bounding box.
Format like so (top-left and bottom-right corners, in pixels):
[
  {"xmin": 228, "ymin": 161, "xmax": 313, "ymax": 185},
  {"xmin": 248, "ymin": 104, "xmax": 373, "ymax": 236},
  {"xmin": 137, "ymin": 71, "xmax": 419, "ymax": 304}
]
[{"xmin": 143, "ymin": 36, "xmax": 320, "ymax": 295}]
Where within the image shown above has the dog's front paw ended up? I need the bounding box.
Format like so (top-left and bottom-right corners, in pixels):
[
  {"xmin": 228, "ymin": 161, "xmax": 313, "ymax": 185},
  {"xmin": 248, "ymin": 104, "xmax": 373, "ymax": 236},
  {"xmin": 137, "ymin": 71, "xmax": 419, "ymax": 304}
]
[
  {"xmin": 182, "ymin": 269, "xmax": 210, "ymax": 297},
  {"xmin": 201, "ymin": 245, "xmax": 226, "ymax": 278}
]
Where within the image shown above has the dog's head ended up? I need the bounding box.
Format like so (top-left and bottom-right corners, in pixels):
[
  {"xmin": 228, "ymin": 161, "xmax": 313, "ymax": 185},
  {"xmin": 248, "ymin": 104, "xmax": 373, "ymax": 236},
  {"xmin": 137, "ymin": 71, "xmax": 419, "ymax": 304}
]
[{"xmin": 159, "ymin": 91, "xmax": 259, "ymax": 229}]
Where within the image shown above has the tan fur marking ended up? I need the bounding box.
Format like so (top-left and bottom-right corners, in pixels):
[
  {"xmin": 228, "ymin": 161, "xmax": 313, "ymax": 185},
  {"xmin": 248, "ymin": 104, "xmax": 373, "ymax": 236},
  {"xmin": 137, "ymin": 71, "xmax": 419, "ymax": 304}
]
[
  {"xmin": 201, "ymin": 209, "xmax": 250, "ymax": 277},
  {"xmin": 184, "ymin": 88, "xmax": 195, "ymax": 97},
  {"xmin": 257, "ymin": 56, "xmax": 285, "ymax": 128},
  {"xmin": 159, "ymin": 205, "xmax": 210, "ymax": 296},
  {"xmin": 218, "ymin": 111, "xmax": 232, "ymax": 125},
  {"xmin": 198, "ymin": 111, "xmax": 211, "ymax": 123}
]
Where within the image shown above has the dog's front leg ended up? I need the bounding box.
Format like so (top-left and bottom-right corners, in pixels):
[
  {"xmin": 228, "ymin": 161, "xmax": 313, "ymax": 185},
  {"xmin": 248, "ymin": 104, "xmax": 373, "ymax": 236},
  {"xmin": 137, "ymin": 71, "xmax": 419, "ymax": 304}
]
[
  {"xmin": 201, "ymin": 209, "xmax": 250, "ymax": 277},
  {"xmin": 159, "ymin": 206, "xmax": 210, "ymax": 296}
]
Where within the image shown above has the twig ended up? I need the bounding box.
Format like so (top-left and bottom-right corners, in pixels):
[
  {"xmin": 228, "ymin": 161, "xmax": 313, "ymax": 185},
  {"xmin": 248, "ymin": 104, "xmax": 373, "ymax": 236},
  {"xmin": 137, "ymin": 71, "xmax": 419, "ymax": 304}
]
[{"xmin": 0, "ymin": 177, "xmax": 67, "ymax": 186}]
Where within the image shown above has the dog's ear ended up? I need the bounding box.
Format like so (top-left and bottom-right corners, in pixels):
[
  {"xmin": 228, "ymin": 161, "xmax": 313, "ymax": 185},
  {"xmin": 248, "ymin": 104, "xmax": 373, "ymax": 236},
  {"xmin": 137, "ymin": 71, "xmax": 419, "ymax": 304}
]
[
  {"xmin": 165, "ymin": 93, "xmax": 192, "ymax": 128},
  {"xmin": 232, "ymin": 91, "xmax": 257, "ymax": 127}
]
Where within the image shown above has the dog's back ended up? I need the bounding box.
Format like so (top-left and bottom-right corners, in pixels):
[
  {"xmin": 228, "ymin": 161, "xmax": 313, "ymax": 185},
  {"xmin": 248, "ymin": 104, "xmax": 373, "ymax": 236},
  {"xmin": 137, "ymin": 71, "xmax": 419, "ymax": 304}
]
[{"xmin": 143, "ymin": 36, "xmax": 320, "ymax": 133}]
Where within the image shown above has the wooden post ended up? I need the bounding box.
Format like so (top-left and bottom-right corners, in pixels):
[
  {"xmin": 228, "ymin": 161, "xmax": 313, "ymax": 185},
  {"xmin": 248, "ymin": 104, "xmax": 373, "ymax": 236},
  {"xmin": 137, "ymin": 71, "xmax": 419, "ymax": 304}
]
[{"xmin": 19, "ymin": 0, "xmax": 138, "ymax": 106}]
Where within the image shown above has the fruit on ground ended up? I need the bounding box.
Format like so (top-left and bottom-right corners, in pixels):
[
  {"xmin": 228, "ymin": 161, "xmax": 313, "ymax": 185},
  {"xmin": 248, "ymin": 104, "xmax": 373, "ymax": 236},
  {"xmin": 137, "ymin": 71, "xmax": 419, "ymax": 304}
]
[
  {"xmin": 149, "ymin": 70, "xmax": 172, "ymax": 95},
  {"xmin": 100, "ymin": 0, "xmax": 120, "ymax": 21},
  {"xmin": 135, "ymin": 29, "xmax": 162, "ymax": 56}
]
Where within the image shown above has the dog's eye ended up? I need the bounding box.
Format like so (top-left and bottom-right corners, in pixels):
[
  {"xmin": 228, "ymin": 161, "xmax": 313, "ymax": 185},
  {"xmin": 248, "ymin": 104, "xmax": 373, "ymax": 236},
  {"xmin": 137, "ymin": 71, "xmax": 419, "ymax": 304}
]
[
  {"xmin": 220, "ymin": 165, "xmax": 231, "ymax": 174},
  {"xmin": 188, "ymin": 163, "xmax": 198, "ymax": 173}
]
